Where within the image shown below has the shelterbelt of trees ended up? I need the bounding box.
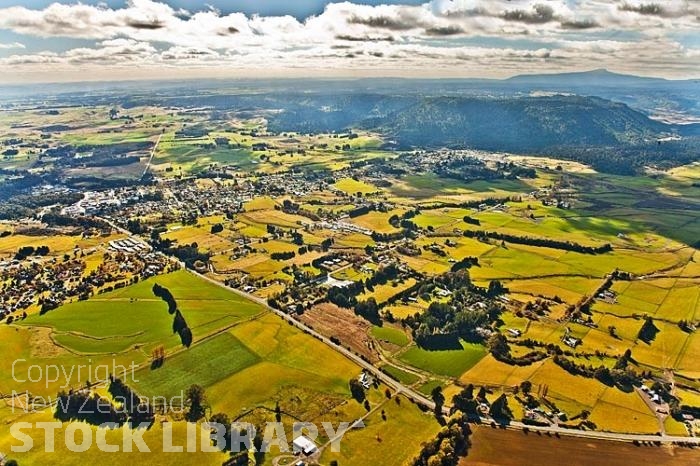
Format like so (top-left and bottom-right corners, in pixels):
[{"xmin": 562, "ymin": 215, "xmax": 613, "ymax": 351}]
[{"xmin": 463, "ymin": 230, "xmax": 613, "ymax": 254}]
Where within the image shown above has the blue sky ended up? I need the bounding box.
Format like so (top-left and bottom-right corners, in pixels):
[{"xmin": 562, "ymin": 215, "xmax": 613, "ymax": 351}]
[{"xmin": 0, "ymin": 0, "xmax": 698, "ymax": 83}]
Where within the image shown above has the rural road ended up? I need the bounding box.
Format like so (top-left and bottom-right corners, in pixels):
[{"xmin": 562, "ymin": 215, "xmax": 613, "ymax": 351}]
[
  {"xmin": 141, "ymin": 133, "xmax": 162, "ymax": 179},
  {"xmin": 99, "ymin": 215, "xmax": 700, "ymax": 446}
]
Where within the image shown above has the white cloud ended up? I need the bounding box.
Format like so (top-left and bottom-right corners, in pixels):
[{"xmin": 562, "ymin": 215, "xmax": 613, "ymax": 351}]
[{"xmin": 0, "ymin": 41, "xmax": 25, "ymax": 49}]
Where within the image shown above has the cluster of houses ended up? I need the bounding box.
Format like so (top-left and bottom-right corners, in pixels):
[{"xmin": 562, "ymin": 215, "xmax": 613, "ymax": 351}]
[
  {"xmin": 0, "ymin": 237, "xmax": 170, "ymax": 321},
  {"xmin": 94, "ymin": 169, "xmax": 334, "ymax": 227},
  {"xmin": 640, "ymin": 384, "xmax": 666, "ymax": 405},
  {"xmin": 108, "ymin": 237, "xmax": 150, "ymax": 254},
  {"xmin": 523, "ymin": 407, "xmax": 566, "ymax": 425},
  {"xmin": 315, "ymin": 220, "xmax": 372, "ymax": 236},
  {"xmin": 0, "ymin": 255, "xmax": 86, "ymax": 317},
  {"xmin": 317, "ymin": 257, "xmax": 346, "ymax": 272},
  {"xmin": 60, "ymin": 189, "xmax": 126, "ymax": 217}
]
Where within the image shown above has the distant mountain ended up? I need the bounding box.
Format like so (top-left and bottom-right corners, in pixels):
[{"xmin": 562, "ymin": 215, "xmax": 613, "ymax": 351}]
[
  {"xmin": 263, "ymin": 92, "xmax": 696, "ymax": 174},
  {"xmin": 505, "ymin": 69, "xmax": 671, "ymax": 87}
]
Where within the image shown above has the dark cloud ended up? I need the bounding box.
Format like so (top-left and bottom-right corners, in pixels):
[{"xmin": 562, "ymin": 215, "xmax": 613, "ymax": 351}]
[
  {"xmin": 218, "ymin": 26, "xmax": 239, "ymax": 35},
  {"xmin": 560, "ymin": 19, "xmax": 599, "ymax": 30},
  {"xmin": 126, "ymin": 20, "xmax": 165, "ymax": 30},
  {"xmin": 619, "ymin": 3, "xmax": 686, "ymax": 18},
  {"xmin": 502, "ymin": 4, "xmax": 555, "ymax": 24},
  {"xmin": 441, "ymin": 7, "xmax": 490, "ymax": 19},
  {"xmin": 348, "ymin": 13, "xmax": 421, "ymax": 31},
  {"xmin": 335, "ymin": 34, "xmax": 395, "ymax": 42},
  {"xmin": 424, "ymin": 25, "xmax": 464, "ymax": 36}
]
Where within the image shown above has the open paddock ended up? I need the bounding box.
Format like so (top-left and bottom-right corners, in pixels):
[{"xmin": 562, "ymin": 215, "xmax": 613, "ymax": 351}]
[{"xmin": 462, "ymin": 425, "xmax": 700, "ymax": 466}]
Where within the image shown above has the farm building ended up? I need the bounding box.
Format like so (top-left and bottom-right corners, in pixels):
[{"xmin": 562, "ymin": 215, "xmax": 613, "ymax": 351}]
[{"xmin": 292, "ymin": 435, "xmax": 318, "ymax": 455}]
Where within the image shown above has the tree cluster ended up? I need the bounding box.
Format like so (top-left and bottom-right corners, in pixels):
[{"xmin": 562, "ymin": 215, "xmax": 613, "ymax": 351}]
[
  {"xmin": 411, "ymin": 413, "xmax": 471, "ymax": 466},
  {"xmin": 553, "ymin": 354, "xmax": 640, "ymax": 390},
  {"xmin": 108, "ymin": 377, "xmax": 154, "ymax": 425},
  {"xmin": 55, "ymin": 390, "xmax": 126, "ymax": 425},
  {"xmin": 15, "ymin": 245, "xmax": 50, "ymax": 260}
]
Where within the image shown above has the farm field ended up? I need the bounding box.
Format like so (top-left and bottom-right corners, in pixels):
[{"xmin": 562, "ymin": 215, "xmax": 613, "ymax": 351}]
[
  {"xmin": 399, "ymin": 341, "xmax": 488, "ymax": 378},
  {"xmin": 190, "ymin": 312, "xmax": 363, "ymax": 416},
  {"xmin": 0, "ymin": 409, "xmax": 228, "ymax": 466},
  {"xmin": 463, "ymin": 426, "xmax": 700, "ymax": 466},
  {"xmin": 319, "ymin": 394, "xmax": 441, "ymax": 466},
  {"xmin": 133, "ymin": 332, "xmax": 261, "ymax": 398},
  {"xmin": 0, "ymin": 267, "xmax": 397, "ymax": 465},
  {"xmin": 334, "ymin": 177, "xmax": 378, "ymax": 195},
  {"xmin": 7, "ymin": 270, "xmax": 263, "ymax": 396}
]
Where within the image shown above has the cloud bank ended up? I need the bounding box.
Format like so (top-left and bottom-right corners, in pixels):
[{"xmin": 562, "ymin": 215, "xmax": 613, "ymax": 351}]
[{"xmin": 0, "ymin": 0, "xmax": 697, "ymax": 82}]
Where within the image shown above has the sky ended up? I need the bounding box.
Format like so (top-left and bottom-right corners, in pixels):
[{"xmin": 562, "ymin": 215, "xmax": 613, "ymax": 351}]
[{"xmin": 0, "ymin": 0, "xmax": 698, "ymax": 83}]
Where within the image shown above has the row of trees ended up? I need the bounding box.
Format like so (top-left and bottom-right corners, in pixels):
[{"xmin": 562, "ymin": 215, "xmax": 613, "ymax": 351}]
[
  {"xmin": 487, "ymin": 333, "xmax": 548, "ymax": 367},
  {"xmin": 152, "ymin": 283, "xmax": 177, "ymax": 313},
  {"xmin": 152, "ymin": 283, "xmax": 192, "ymax": 347},
  {"xmin": 553, "ymin": 354, "xmax": 640, "ymax": 390},
  {"xmin": 420, "ymin": 196, "xmax": 518, "ymax": 211},
  {"xmin": 55, "ymin": 390, "xmax": 127, "ymax": 425},
  {"xmin": 464, "ymin": 230, "xmax": 612, "ymax": 254},
  {"xmin": 270, "ymin": 251, "xmax": 295, "ymax": 260}
]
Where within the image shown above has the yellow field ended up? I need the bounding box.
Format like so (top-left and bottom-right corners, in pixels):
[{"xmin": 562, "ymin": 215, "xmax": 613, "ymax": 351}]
[
  {"xmin": 358, "ymin": 278, "xmax": 416, "ymax": 304},
  {"xmin": 461, "ymin": 354, "xmax": 545, "ymax": 388},
  {"xmin": 0, "ymin": 233, "xmax": 124, "ymax": 259},
  {"xmin": 164, "ymin": 225, "xmax": 234, "ymax": 253},
  {"xmin": 320, "ymin": 395, "xmax": 441, "ymax": 466},
  {"xmin": 349, "ymin": 210, "xmax": 405, "ymax": 234},
  {"xmin": 589, "ymin": 388, "xmax": 659, "ymax": 434},
  {"xmin": 334, "ymin": 177, "xmax": 379, "ymax": 195},
  {"xmin": 243, "ymin": 196, "xmax": 277, "ymax": 211}
]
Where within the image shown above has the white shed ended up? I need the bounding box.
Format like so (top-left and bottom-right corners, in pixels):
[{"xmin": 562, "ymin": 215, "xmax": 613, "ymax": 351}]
[{"xmin": 292, "ymin": 435, "xmax": 318, "ymax": 455}]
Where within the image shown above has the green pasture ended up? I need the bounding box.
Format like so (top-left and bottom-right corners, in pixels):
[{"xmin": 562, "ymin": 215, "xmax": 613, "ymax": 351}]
[{"xmin": 399, "ymin": 341, "xmax": 487, "ymax": 378}]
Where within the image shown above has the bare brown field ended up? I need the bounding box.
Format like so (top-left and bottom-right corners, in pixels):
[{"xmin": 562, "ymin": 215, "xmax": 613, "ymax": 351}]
[
  {"xmin": 299, "ymin": 303, "xmax": 380, "ymax": 363},
  {"xmin": 463, "ymin": 426, "xmax": 700, "ymax": 466}
]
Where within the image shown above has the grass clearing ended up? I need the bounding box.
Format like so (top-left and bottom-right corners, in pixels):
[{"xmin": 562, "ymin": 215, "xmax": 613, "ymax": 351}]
[
  {"xmin": 371, "ymin": 325, "xmax": 410, "ymax": 347},
  {"xmin": 381, "ymin": 365, "xmax": 421, "ymax": 385},
  {"xmin": 399, "ymin": 341, "xmax": 487, "ymax": 378}
]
